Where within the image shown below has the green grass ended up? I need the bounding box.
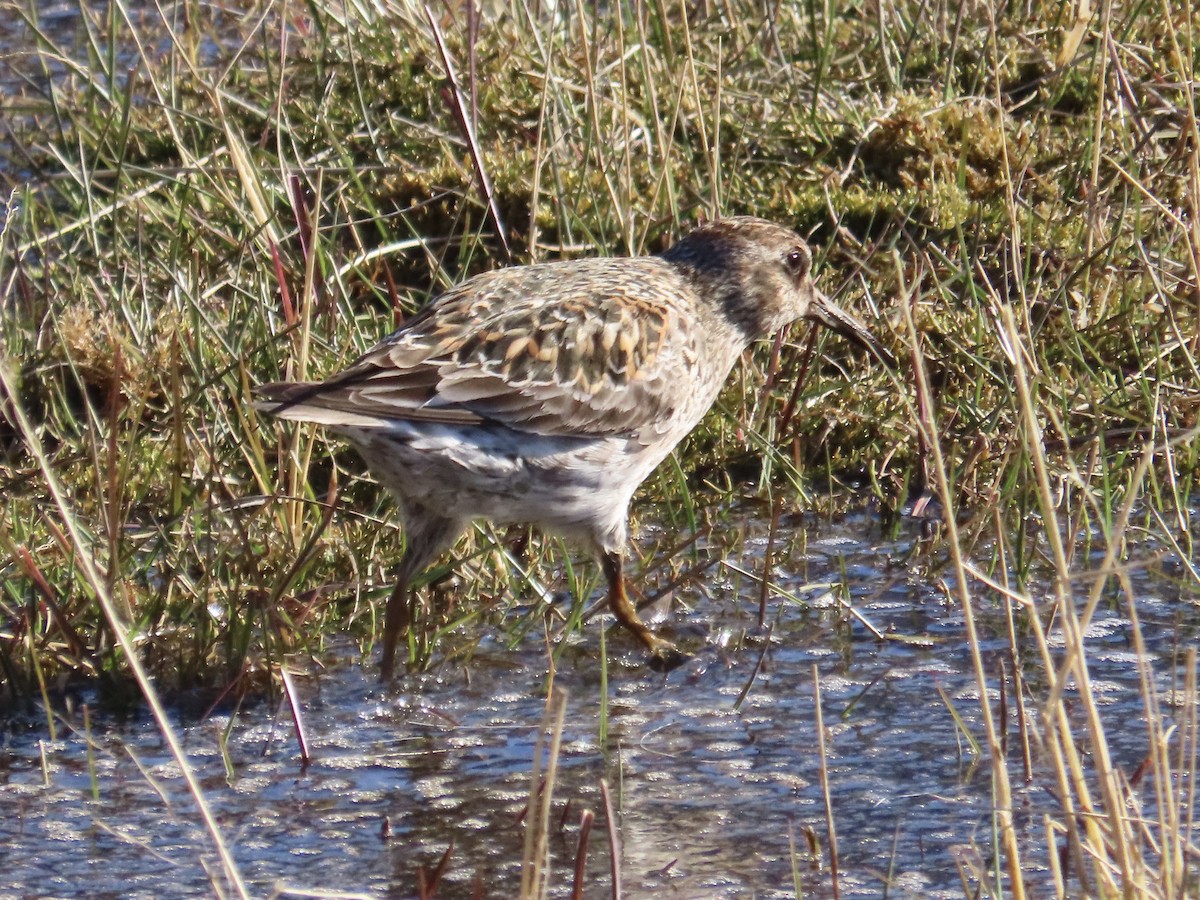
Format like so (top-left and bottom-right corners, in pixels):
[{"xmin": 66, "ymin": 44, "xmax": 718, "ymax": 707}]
[{"xmin": 2, "ymin": 0, "xmax": 1200, "ymax": 895}]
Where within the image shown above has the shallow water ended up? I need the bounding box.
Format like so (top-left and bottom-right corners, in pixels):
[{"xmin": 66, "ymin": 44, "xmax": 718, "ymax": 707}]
[{"xmin": 2, "ymin": 508, "xmax": 1198, "ymax": 898}]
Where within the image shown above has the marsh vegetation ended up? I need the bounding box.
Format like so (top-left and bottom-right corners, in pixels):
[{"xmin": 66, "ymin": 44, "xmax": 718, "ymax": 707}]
[{"xmin": 1, "ymin": 0, "xmax": 1198, "ymax": 896}]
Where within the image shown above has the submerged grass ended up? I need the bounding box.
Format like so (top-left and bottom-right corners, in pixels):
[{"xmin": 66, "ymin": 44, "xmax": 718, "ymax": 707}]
[{"xmin": 2, "ymin": 0, "xmax": 1199, "ymax": 895}]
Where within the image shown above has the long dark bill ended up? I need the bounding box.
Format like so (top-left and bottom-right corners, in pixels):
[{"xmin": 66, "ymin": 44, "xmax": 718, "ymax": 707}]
[{"xmin": 805, "ymin": 291, "xmax": 896, "ymax": 368}]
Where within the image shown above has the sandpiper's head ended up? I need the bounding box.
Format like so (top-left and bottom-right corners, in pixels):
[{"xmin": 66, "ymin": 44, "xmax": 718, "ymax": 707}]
[{"xmin": 662, "ymin": 216, "xmax": 892, "ymax": 364}]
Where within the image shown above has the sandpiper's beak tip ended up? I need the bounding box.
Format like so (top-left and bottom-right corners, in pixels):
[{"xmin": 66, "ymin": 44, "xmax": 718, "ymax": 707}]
[{"xmin": 806, "ymin": 291, "xmax": 896, "ymax": 368}]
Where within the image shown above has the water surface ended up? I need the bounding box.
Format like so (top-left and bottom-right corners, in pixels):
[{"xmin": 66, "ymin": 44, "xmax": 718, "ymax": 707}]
[{"xmin": 2, "ymin": 508, "xmax": 1197, "ymax": 898}]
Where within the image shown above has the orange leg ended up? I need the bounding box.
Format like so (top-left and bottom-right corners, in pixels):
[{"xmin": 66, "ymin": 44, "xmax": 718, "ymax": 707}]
[
  {"xmin": 601, "ymin": 551, "xmax": 689, "ymax": 671},
  {"xmin": 378, "ymin": 513, "xmax": 464, "ymax": 680},
  {"xmin": 380, "ymin": 573, "xmax": 411, "ymax": 681}
]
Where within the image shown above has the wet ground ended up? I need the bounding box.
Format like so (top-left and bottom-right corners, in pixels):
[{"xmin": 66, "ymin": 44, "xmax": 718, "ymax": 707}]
[
  {"xmin": 3, "ymin": 508, "xmax": 1197, "ymax": 898},
  {"xmin": 4, "ymin": 3, "xmax": 1198, "ymax": 896}
]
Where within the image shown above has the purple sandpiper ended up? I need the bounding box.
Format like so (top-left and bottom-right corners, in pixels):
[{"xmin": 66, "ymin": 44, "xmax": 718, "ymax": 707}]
[{"xmin": 256, "ymin": 217, "xmax": 890, "ymax": 678}]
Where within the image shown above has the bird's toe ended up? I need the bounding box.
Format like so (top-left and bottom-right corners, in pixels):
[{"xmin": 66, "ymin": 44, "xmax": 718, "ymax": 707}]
[{"xmin": 647, "ymin": 642, "xmax": 690, "ymax": 672}]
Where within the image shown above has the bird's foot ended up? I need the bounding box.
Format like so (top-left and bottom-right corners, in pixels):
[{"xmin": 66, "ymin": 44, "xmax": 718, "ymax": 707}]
[{"xmin": 647, "ymin": 640, "xmax": 690, "ymax": 672}]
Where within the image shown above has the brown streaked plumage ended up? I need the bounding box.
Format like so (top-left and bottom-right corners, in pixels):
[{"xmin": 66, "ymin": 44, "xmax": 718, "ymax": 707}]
[{"xmin": 255, "ymin": 217, "xmax": 891, "ymax": 678}]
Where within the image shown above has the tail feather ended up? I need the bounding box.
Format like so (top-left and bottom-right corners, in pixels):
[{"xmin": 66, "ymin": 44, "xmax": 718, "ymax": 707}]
[
  {"xmin": 253, "ymin": 381, "xmax": 395, "ymax": 428},
  {"xmin": 254, "ymin": 380, "xmax": 317, "ymax": 405}
]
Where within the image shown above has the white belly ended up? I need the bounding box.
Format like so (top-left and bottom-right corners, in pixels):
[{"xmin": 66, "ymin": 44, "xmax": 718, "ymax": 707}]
[{"xmin": 342, "ymin": 422, "xmax": 672, "ymax": 551}]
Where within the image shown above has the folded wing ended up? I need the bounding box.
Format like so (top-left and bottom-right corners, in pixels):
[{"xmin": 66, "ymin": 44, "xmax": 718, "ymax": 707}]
[{"xmin": 255, "ymin": 259, "xmax": 702, "ymax": 439}]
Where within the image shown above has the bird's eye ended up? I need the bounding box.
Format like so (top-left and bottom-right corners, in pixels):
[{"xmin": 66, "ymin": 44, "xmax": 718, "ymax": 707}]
[{"xmin": 784, "ymin": 246, "xmax": 810, "ymax": 279}]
